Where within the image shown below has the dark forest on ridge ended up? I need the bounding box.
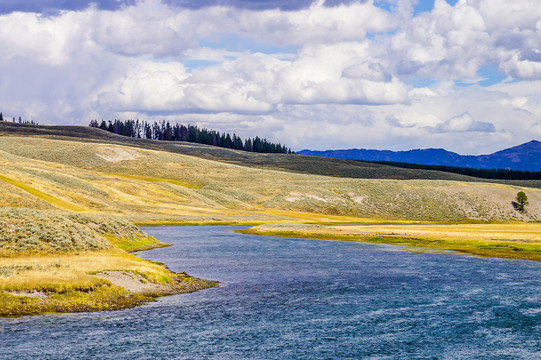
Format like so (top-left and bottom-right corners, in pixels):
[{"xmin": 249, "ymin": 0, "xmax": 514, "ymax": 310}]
[
  {"xmin": 369, "ymin": 160, "xmax": 541, "ymax": 180},
  {"xmin": 89, "ymin": 119, "xmax": 293, "ymax": 154}
]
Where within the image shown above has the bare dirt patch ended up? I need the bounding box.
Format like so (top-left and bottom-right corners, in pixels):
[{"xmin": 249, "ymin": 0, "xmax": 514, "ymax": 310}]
[
  {"xmin": 96, "ymin": 146, "xmax": 143, "ymax": 162},
  {"xmin": 5, "ymin": 290, "xmax": 47, "ymax": 299},
  {"xmin": 95, "ymin": 271, "xmax": 167, "ymax": 295},
  {"xmin": 286, "ymin": 191, "xmax": 330, "ymax": 203},
  {"xmin": 95, "ymin": 270, "xmax": 217, "ymax": 296},
  {"xmin": 348, "ymin": 192, "xmax": 365, "ymax": 204}
]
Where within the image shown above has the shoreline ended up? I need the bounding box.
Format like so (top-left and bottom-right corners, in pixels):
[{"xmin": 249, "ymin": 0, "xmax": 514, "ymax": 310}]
[
  {"xmin": 0, "ymin": 215, "xmax": 218, "ymax": 318},
  {"xmin": 1, "ymin": 270, "xmax": 217, "ymax": 318},
  {"xmin": 238, "ymin": 223, "xmax": 541, "ymax": 262},
  {"xmin": 95, "ymin": 270, "xmax": 217, "ymax": 296},
  {"xmin": 1, "ymin": 257, "xmax": 217, "ymax": 318}
]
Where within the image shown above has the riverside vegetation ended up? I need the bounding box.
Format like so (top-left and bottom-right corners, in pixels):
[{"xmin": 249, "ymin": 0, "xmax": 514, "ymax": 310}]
[
  {"xmin": 0, "ymin": 209, "xmax": 216, "ymax": 317},
  {"xmin": 1, "ymin": 122, "xmax": 541, "ymax": 316}
]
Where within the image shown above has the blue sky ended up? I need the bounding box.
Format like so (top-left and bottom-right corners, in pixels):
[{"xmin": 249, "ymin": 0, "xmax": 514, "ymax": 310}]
[
  {"xmin": 0, "ymin": 0, "xmax": 540, "ymax": 154},
  {"xmin": 411, "ymin": 0, "xmax": 458, "ymax": 15}
]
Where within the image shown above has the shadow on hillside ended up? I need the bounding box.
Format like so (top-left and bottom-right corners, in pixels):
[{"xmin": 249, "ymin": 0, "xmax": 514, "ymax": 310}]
[{"xmin": 511, "ymin": 201, "xmax": 527, "ymax": 212}]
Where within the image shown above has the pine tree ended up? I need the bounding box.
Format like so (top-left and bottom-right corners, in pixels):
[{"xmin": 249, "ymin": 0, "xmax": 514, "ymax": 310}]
[
  {"xmin": 516, "ymin": 191, "xmax": 528, "ymax": 211},
  {"xmin": 88, "ymin": 119, "xmax": 292, "ymax": 154}
]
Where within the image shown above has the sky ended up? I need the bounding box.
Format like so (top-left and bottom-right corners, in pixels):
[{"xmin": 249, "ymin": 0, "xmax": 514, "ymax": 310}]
[{"xmin": 0, "ymin": 0, "xmax": 540, "ymax": 154}]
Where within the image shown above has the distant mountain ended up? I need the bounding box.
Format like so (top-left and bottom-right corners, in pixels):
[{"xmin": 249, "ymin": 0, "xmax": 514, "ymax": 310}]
[{"xmin": 297, "ymin": 140, "xmax": 541, "ymax": 172}]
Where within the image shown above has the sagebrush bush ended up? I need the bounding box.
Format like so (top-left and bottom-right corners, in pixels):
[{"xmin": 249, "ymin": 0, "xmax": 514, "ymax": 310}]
[
  {"xmin": 0, "ymin": 209, "xmax": 116, "ymax": 252},
  {"xmin": 0, "ymin": 208, "xmax": 161, "ymax": 254}
]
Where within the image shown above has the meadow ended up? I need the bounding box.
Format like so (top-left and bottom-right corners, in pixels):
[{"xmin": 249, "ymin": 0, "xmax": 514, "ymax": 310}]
[{"xmin": 1, "ymin": 123, "xmax": 540, "ymax": 316}]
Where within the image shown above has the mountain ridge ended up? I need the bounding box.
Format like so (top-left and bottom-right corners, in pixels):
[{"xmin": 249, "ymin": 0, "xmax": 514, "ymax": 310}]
[{"xmin": 298, "ymin": 140, "xmax": 541, "ymax": 171}]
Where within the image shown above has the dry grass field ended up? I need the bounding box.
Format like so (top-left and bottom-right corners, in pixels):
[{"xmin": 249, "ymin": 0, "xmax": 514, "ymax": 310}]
[
  {"xmin": 333, "ymin": 223, "xmax": 541, "ymax": 243},
  {"xmin": 1, "ymin": 123, "xmax": 541, "ymax": 316},
  {"xmin": 1, "ymin": 134, "xmax": 540, "ymax": 223},
  {"xmin": 3, "ymin": 122, "xmax": 541, "ymax": 188}
]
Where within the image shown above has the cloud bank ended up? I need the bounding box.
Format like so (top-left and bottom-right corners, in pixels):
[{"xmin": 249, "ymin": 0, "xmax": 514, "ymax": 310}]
[{"xmin": 0, "ymin": 0, "xmax": 540, "ymax": 153}]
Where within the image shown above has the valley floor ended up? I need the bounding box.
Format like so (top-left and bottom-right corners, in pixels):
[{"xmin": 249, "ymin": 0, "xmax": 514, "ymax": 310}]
[{"xmin": 1, "ymin": 126, "xmax": 541, "ymax": 317}]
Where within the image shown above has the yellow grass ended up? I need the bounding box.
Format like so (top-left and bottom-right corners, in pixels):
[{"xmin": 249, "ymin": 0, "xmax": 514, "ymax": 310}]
[
  {"xmin": 107, "ymin": 173, "xmax": 200, "ymax": 189},
  {"xmin": 0, "ymin": 174, "xmax": 87, "ymax": 212},
  {"xmin": 0, "ymin": 245, "xmax": 218, "ymax": 317},
  {"xmin": 256, "ymin": 209, "xmax": 424, "ymax": 224},
  {"xmin": 332, "ymin": 223, "xmax": 541, "ymax": 243},
  {"xmin": 0, "ymin": 248, "xmax": 173, "ymax": 293},
  {"xmin": 1, "ymin": 136, "xmax": 540, "ymax": 222},
  {"xmin": 0, "ymin": 224, "xmax": 216, "ymax": 317},
  {"xmin": 0, "ymin": 208, "xmax": 207, "ymax": 316}
]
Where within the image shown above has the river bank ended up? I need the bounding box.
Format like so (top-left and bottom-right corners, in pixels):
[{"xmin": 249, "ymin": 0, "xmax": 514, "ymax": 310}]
[
  {"xmin": 239, "ymin": 222, "xmax": 541, "ymax": 261},
  {"xmin": 0, "ymin": 210, "xmax": 217, "ymax": 317},
  {"xmin": 0, "ymin": 250, "xmax": 217, "ymax": 318}
]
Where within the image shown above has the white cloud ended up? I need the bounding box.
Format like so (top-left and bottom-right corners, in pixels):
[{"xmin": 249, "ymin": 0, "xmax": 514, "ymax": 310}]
[
  {"xmin": 0, "ymin": 0, "xmax": 540, "ymax": 154},
  {"xmin": 92, "ymin": 1, "xmax": 194, "ymax": 57},
  {"xmin": 98, "ymin": 61, "xmax": 190, "ymax": 111},
  {"xmin": 435, "ymin": 112, "xmax": 495, "ymax": 133},
  {"xmin": 388, "ymin": 0, "xmax": 491, "ymax": 80},
  {"xmin": 386, "ymin": 0, "xmax": 541, "ymax": 81},
  {"xmin": 0, "ymin": 10, "xmax": 94, "ymax": 66},
  {"xmin": 499, "ymin": 52, "xmax": 541, "ymax": 79},
  {"xmin": 234, "ymin": 0, "xmax": 394, "ymax": 45},
  {"xmin": 96, "ymin": 42, "xmax": 408, "ymax": 113}
]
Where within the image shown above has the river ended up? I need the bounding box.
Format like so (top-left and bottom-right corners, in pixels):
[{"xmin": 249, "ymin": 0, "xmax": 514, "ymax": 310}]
[{"xmin": 1, "ymin": 226, "xmax": 540, "ymax": 359}]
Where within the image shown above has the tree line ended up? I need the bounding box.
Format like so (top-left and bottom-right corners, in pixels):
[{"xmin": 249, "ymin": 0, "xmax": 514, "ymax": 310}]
[
  {"xmin": 0, "ymin": 112, "xmax": 37, "ymax": 125},
  {"xmin": 369, "ymin": 160, "xmax": 541, "ymax": 181},
  {"xmin": 89, "ymin": 119, "xmax": 293, "ymax": 154}
]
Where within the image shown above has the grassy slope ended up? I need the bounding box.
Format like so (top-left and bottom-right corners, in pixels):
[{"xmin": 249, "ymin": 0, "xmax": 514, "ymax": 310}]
[
  {"xmin": 0, "ymin": 133, "xmax": 540, "ymax": 223},
  {"xmin": 0, "ymin": 209, "xmax": 215, "ymax": 317},
  {"xmin": 3, "ymin": 122, "xmax": 541, "ymax": 188},
  {"xmin": 1, "ymin": 123, "xmax": 541, "ymax": 316}
]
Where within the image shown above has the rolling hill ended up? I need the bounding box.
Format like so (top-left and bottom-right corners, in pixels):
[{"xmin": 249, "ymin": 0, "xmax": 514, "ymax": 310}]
[
  {"xmin": 0, "ymin": 122, "xmax": 540, "ymax": 223},
  {"xmin": 2, "ymin": 122, "xmax": 541, "ymax": 188}
]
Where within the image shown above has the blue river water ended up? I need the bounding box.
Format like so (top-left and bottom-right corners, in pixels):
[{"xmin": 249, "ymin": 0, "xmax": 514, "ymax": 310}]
[{"xmin": 1, "ymin": 226, "xmax": 540, "ymax": 359}]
